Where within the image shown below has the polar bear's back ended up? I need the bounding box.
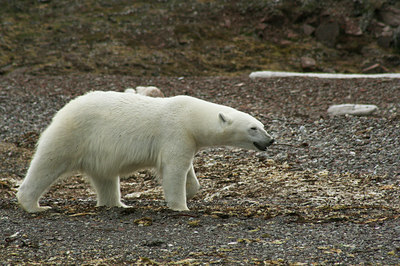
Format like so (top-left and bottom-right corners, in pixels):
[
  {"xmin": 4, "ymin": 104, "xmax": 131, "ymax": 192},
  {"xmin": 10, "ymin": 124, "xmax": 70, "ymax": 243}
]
[
  {"xmin": 61, "ymin": 91, "xmax": 165, "ymax": 119},
  {"xmin": 36, "ymin": 91, "xmax": 172, "ymax": 175},
  {"xmin": 41, "ymin": 91, "xmax": 233, "ymax": 146}
]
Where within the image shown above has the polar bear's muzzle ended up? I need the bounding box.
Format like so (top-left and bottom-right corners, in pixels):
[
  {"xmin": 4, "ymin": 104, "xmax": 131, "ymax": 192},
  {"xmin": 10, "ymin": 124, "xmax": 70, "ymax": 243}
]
[{"xmin": 253, "ymin": 139, "xmax": 274, "ymax": 151}]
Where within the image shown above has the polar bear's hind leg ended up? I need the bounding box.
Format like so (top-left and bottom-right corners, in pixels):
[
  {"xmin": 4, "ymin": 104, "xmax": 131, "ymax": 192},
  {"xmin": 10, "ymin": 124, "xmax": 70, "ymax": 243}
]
[
  {"xmin": 17, "ymin": 157, "xmax": 69, "ymax": 213},
  {"xmin": 186, "ymin": 165, "xmax": 200, "ymax": 200}
]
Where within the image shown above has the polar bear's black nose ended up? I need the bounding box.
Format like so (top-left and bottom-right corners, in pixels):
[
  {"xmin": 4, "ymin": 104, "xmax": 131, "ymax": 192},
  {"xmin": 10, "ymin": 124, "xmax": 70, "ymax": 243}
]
[{"xmin": 254, "ymin": 138, "xmax": 274, "ymax": 151}]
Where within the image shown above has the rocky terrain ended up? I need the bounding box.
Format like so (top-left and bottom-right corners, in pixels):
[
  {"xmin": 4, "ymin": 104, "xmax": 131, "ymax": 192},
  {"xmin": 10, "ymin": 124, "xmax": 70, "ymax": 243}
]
[
  {"xmin": 1, "ymin": 74, "xmax": 400, "ymax": 264},
  {"xmin": 1, "ymin": 0, "xmax": 400, "ymax": 264}
]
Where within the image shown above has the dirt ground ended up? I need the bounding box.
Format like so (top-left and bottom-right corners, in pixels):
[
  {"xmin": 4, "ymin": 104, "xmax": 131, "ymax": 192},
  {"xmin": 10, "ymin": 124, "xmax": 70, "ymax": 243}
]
[{"xmin": 1, "ymin": 74, "xmax": 400, "ymax": 264}]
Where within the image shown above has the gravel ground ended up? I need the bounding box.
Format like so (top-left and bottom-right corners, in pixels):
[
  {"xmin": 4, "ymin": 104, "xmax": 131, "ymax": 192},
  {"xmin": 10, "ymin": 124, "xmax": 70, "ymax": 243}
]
[{"xmin": 1, "ymin": 74, "xmax": 400, "ymax": 264}]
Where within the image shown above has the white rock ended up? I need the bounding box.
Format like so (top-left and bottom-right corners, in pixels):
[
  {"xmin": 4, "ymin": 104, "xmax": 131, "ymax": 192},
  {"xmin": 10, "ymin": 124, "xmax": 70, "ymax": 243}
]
[
  {"xmin": 125, "ymin": 191, "xmax": 142, "ymax": 198},
  {"xmin": 299, "ymin": 125, "xmax": 307, "ymax": 136},
  {"xmin": 249, "ymin": 71, "xmax": 400, "ymax": 79},
  {"xmin": 124, "ymin": 88, "xmax": 136, "ymax": 93},
  {"xmin": 135, "ymin": 86, "xmax": 164, "ymax": 97},
  {"xmin": 125, "ymin": 86, "xmax": 164, "ymax": 97},
  {"xmin": 327, "ymin": 104, "xmax": 378, "ymax": 116}
]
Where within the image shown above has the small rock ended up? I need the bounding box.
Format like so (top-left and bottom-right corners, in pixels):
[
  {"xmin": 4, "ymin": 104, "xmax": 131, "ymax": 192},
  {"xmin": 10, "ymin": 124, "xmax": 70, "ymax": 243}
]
[
  {"xmin": 382, "ymin": 25, "xmax": 393, "ymax": 37},
  {"xmin": 125, "ymin": 191, "xmax": 143, "ymax": 198},
  {"xmin": 315, "ymin": 21, "xmax": 340, "ymax": 47},
  {"xmin": 256, "ymin": 23, "xmax": 267, "ymax": 31},
  {"xmin": 136, "ymin": 86, "xmax": 164, "ymax": 97},
  {"xmin": 260, "ymin": 9, "xmax": 285, "ymax": 25},
  {"xmin": 274, "ymin": 152, "xmax": 288, "ymax": 163},
  {"xmin": 301, "ymin": 57, "xmax": 317, "ymax": 72},
  {"xmin": 394, "ymin": 26, "xmax": 400, "ymax": 52},
  {"xmin": 378, "ymin": 7, "xmax": 400, "ymax": 27},
  {"xmin": 362, "ymin": 63, "xmax": 389, "ymax": 74},
  {"xmin": 344, "ymin": 18, "xmax": 362, "ymax": 36},
  {"xmin": 303, "ymin": 24, "xmax": 315, "ymax": 36},
  {"xmin": 384, "ymin": 54, "xmax": 400, "ymax": 66},
  {"xmin": 377, "ymin": 35, "xmax": 393, "ymax": 49},
  {"xmin": 124, "ymin": 88, "xmax": 136, "ymax": 93},
  {"xmin": 327, "ymin": 104, "xmax": 378, "ymax": 116},
  {"xmin": 124, "ymin": 86, "xmax": 164, "ymax": 97},
  {"xmin": 377, "ymin": 26, "xmax": 394, "ymax": 48},
  {"xmin": 143, "ymin": 239, "xmax": 165, "ymax": 247},
  {"xmin": 287, "ymin": 30, "xmax": 299, "ymax": 39},
  {"xmin": 299, "ymin": 126, "xmax": 307, "ymax": 136}
]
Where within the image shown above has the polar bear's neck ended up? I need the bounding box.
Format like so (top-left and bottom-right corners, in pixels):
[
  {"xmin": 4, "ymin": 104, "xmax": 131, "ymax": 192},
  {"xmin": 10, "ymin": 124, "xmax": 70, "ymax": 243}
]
[{"xmin": 179, "ymin": 97, "xmax": 234, "ymax": 149}]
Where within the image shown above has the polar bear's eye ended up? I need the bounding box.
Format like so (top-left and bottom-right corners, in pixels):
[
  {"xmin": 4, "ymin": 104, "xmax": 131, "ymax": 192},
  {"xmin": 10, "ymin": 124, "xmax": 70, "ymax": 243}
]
[{"xmin": 250, "ymin": 127, "xmax": 257, "ymax": 131}]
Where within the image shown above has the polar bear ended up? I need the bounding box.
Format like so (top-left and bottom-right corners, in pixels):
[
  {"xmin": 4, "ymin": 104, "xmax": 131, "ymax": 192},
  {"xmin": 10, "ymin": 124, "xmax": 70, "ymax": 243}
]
[{"xmin": 17, "ymin": 91, "xmax": 274, "ymax": 212}]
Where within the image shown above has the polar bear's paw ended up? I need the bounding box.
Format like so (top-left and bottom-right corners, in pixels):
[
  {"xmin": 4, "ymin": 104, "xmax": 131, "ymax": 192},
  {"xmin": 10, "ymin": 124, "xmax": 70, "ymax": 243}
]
[
  {"xmin": 17, "ymin": 192, "xmax": 51, "ymax": 213},
  {"xmin": 21, "ymin": 204, "xmax": 51, "ymax": 213},
  {"xmin": 96, "ymin": 199, "xmax": 130, "ymax": 209},
  {"xmin": 117, "ymin": 202, "xmax": 130, "ymax": 208},
  {"xmin": 167, "ymin": 202, "xmax": 189, "ymax": 211}
]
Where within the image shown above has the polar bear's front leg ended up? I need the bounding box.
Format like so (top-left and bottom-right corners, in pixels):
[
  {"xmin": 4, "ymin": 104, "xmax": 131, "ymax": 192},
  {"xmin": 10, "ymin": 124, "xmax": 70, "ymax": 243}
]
[
  {"xmin": 186, "ymin": 164, "xmax": 200, "ymax": 200},
  {"xmin": 162, "ymin": 165, "xmax": 190, "ymax": 211}
]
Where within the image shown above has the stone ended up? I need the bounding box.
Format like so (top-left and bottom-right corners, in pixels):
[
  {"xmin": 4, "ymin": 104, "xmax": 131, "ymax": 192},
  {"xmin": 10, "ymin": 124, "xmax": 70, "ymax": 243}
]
[
  {"xmin": 303, "ymin": 24, "xmax": 315, "ymax": 36},
  {"xmin": 384, "ymin": 54, "xmax": 400, "ymax": 67},
  {"xmin": 124, "ymin": 86, "xmax": 164, "ymax": 97},
  {"xmin": 344, "ymin": 18, "xmax": 362, "ymax": 36},
  {"xmin": 362, "ymin": 63, "xmax": 389, "ymax": 74},
  {"xmin": 300, "ymin": 57, "xmax": 317, "ymax": 72},
  {"xmin": 394, "ymin": 26, "xmax": 400, "ymax": 52},
  {"xmin": 378, "ymin": 7, "xmax": 400, "ymax": 27},
  {"xmin": 135, "ymin": 86, "xmax": 164, "ymax": 97},
  {"xmin": 124, "ymin": 88, "xmax": 136, "ymax": 93},
  {"xmin": 327, "ymin": 104, "xmax": 378, "ymax": 116},
  {"xmin": 315, "ymin": 21, "xmax": 340, "ymax": 47},
  {"xmin": 377, "ymin": 35, "xmax": 393, "ymax": 48}
]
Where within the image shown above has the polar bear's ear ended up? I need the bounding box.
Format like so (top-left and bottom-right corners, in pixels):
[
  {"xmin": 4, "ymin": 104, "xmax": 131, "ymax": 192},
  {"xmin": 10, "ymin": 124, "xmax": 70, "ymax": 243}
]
[{"xmin": 219, "ymin": 112, "xmax": 233, "ymax": 126}]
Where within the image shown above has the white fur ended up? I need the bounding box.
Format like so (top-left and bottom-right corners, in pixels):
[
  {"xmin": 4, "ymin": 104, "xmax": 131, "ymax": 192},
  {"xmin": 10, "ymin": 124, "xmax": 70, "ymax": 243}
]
[{"xmin": 17, "ymin": 91, "xmax": 274, "ymax": 212}]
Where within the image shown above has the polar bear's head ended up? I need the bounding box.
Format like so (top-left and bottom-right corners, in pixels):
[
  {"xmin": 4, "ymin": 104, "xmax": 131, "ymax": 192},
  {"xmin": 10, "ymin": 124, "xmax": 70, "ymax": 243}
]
[{"xmin": 219, "ymin": 112, "xmax": 274, "ymax": 151}]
